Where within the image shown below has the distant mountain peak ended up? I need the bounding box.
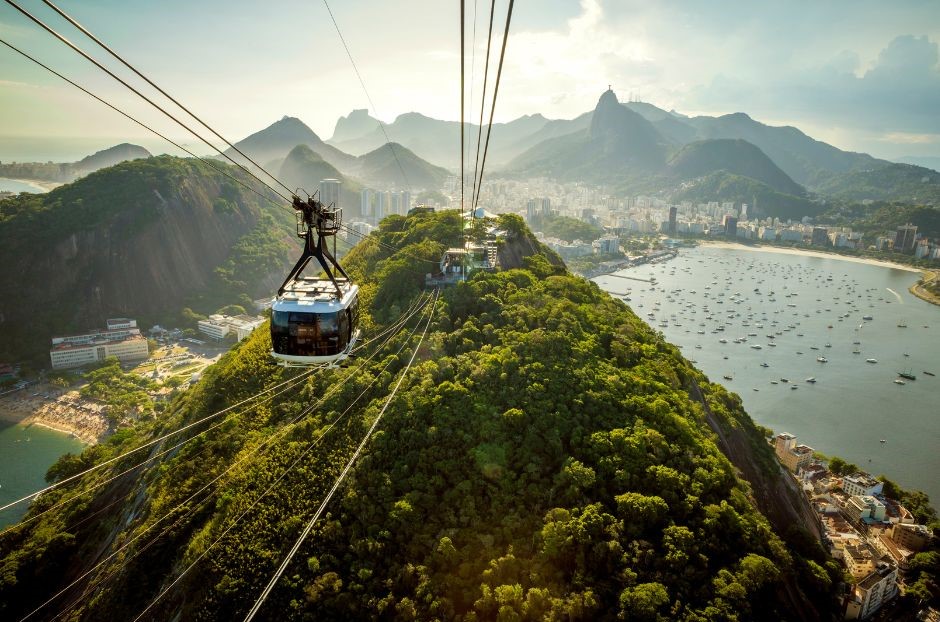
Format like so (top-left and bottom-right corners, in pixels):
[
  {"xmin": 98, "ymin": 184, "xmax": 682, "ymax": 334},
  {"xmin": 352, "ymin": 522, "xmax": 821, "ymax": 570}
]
[
  {"xmin": 597, "ymin": 88, "xmax": 619, "ymax": 107},
  {"xmin": 720, "ymin": 112, "xmax": 753, "ymax": 122},
  {"xmin": 75, "ymin": 143, "xmax": 151, "ymax": 171},
  {"xmin": 589, "ymin": 89, "xmax": 663, "ymax": 152},
  {"xmin": 330, "ymin": 109, "xmax": 382, "ymax": 144}
]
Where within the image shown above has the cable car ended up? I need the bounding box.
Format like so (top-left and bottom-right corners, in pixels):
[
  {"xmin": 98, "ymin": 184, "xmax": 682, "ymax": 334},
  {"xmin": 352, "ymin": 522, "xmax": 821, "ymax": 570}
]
[{"xmin": 271, "ymin": 195, "xmax": 359, "ymax": 367}]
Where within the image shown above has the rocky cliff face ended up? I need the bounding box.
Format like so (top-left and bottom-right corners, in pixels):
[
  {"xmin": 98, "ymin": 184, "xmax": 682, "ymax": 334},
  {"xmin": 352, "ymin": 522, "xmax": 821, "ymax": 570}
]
[{"xmin": 0, "ymin": 157, "xmax": 296, "ymax": 362}]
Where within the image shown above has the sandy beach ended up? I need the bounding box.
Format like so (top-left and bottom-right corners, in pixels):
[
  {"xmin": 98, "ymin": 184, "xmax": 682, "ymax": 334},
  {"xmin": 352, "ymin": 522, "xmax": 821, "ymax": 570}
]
[
  {"xmin": 0, "ymin": 385, "xmax": 107, "ymax": 445},
  {"xmin": 3, "ymin": 177, "xmax": 62, "ymax": 192},
  {"xmin": 701, "ymin": 241, "xmax": 923, "ymax": 273}
]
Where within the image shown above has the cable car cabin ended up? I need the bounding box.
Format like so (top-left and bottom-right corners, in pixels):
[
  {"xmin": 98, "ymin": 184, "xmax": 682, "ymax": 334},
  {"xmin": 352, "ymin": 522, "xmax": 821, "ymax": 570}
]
[{"xmin": 271, "ymin": 277, "xmax": 360, "ymax": 367}]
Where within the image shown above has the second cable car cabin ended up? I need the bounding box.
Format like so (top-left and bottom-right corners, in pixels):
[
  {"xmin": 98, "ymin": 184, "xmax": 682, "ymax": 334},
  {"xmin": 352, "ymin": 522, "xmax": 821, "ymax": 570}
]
[{"xmin": 271, "ymin": 195, "xmax": 360, "ymax": 367}]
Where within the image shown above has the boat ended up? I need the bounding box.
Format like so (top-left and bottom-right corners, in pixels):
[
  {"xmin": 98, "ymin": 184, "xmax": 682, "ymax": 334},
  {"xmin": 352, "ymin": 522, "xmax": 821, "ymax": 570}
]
[
  {"xmin": 866, "ymin": 358, "xmax": 878, "ymax": 364},
  {"xmin": 760, "ymin": 362, "xmax": 770, "ymax": 368},
  {"xmin": 880, "ymin": 439, "xmax": 887, "ymax": 443},
  {"xmin": 805, "ymin": 377, "xmax": 816, "ymax": 383},
  {"xmin": 897, "ymin": 371, "xmax": 916, "ymax": 381},
  {"xmin": 894, "ymin": 379, "xmax": 906, "ymax": 385},
  {"xmin": 816, "ymin": 357, "xmax": 828, "ymax": 363},
  {"xmin": 751, "ymin": 344, "xmax": 762, "ymax": 350},
  {"xmin": 753, "ymin": 388, "xmax": 759, "ymax": 391},
  {"xmin": 791, "ymin": 385, "xmax": 798, "ymax": 390},
  {"xmin": 771, "ymin": 381, "xmax": 778, "ymax": 385},
  {"xmin": 863, "ymin": 315, "xmax": 873, "ymax": 320},
  {"xmin": 925, "ymin": 371, "xmax": 936, "ymax": 377},
  {"xmin": 780, "ymin": 378, "xmax": 789, "ymax": 383},
  {"xmin": 723, "ymin": 374, "xmax": 733, "ymax": 380}
]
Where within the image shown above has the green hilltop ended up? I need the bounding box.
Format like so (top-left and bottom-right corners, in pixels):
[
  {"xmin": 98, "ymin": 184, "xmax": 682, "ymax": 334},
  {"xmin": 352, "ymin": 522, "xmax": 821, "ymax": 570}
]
[
  {"xmin": 0, "ymin": 211, "xmax": 843, "ymax": 621},
  {"xmin": 0, "ymin": 156, "xmax": 297, "ymax": 364}
]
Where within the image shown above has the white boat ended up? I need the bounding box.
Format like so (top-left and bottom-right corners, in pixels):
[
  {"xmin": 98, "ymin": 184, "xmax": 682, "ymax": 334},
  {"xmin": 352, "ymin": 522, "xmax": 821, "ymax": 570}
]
[
  {"xmin": 894, "ymin": 379, "xmax": 906, "ymax": 385},
  {"xmin": 866, "ymin": 358, "xmax": 878, "ymax": 364},
  {"xmin": 805, "ymin": 377, "xmax": 816, "ymax": 383},
  {"xmin": 816, "ymin": 357, "xmax": 828, "ymax": 363}
]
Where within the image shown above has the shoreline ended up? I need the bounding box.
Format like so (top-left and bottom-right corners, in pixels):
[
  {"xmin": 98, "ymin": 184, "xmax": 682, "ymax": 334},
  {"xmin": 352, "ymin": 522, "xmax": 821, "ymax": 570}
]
[
  {"xmin": 909, "ymin": 269, "xmax": 940, "ymax": 307},
  {"xmin": 22, "ymin": 417, "xmax": 97, "ymax": 445},
  {"xmin": 700, "ymin": 241, "xmax": 923, "ymax": 274},
  {"xmin": 0, "ymin": 177, "xmax": 62, "ymax": 192},
  {"xmin": 0, "ymin": 385, "xmax": 107, "ymax": 445}
]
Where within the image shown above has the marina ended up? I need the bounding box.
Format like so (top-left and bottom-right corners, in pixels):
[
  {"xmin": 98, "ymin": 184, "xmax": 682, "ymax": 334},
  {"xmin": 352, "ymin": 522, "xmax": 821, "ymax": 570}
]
[{"xmin": 595, "ymin": 245, "xmax": 940, "ymax": 501}]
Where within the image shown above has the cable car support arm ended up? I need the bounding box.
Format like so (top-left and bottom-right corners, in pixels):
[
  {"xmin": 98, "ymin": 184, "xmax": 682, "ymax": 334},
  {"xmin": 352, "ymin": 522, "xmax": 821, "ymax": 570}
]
[{"xmin": 277, "ymin": 195, "xmax": 350, "ymax": 298}]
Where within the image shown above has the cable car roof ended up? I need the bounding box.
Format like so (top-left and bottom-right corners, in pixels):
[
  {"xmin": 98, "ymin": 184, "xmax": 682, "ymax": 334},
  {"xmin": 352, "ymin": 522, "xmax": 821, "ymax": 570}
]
[{"xmin": 274, "ymin": 277, "xmax": 358, "ymax": 313}]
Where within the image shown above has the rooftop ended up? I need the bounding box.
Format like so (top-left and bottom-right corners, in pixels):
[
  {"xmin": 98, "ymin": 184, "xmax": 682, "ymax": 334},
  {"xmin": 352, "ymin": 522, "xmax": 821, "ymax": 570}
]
[
  {"xmin": 844, "ymin": 472, "xmax": 881, "ymax": 487},
  {"xmin": 51, "ymin": 333, "xmax": 145, "ymax": 352}
]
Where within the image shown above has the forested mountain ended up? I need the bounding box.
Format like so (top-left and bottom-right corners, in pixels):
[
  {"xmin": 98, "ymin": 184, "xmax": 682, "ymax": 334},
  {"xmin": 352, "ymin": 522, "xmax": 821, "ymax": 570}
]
[
  {"xmin": 0, "ymin": 211, "xmax": 841, "ymax": 621},
  {"xmin": 0, "ymin": 143, "xmax": 151, "ymax": 184},
  {"xmin": 670, "ymin": 172, "xmax": 823, "ymax": 221},
  {"xmin": 506, "ymin": 91, "xmax": 815, "ymax": 220},
  {"xmin": 809, "ymin": 162, "xmax": 940, "ymax": 205},
  {"xmin": 667, "ymin": 139, "xmax": 805, "ymax": 196},
  {"xmin": 507, "ymin": 90, "xmax": 670, "ymax": 182},
  {"xmin": 223, "ymin": 116, "xmax": 357, "ymax": 173},
  {"xmin": 277, "ymin": 144, "xmax": 361, "ymax": 205},
  {"xmin": 0, "ymin": 156, "xmax": 297, "ymax": 363},
  {"xmin": 355, "ymin": 142, "xmax": 450, "ymax": 189}
]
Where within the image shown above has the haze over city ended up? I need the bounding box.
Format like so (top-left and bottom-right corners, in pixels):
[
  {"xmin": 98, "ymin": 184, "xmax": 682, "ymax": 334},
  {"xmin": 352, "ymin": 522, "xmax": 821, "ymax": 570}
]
[{"xmin": 1, "ymin": 0, "xmax": 939, "ymax": 162}]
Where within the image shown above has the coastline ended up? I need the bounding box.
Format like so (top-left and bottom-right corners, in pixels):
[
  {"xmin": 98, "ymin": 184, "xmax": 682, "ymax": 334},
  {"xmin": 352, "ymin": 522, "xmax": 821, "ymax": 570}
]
[
  {"xmin": 700, "ymin": 241, "xmax": 923, "ymax": 274},
  {"xmin": 0, "ymin": 385, "xmax": 106, "ymax": 445},
  {"xmin": 0, "ymin": 177, "xmax": 62, "ymax": 192},
  {"xmin": 909, "ymin": 269, "xmax": 940, "ymax": 307}
]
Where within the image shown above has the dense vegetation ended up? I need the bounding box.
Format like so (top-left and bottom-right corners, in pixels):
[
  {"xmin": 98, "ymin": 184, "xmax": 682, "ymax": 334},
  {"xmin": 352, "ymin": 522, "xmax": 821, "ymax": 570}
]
[
  {"xmin": 666, "ymin": 140, "xmax": 804, "ymax": 197},
  {"xmin": 529, "ymin": 214, "xmax": 604, "ymax": 243},
  {"xmin": 668, "ymin": 172, "xmax": 823, "ymax": 221},
  {"xmin": 0, "ymin": 212, "xmax": 838, "ymax": 621},
  {"xmin": 809, "ymin": 163, "xmax": 940, "ymax": 206},
  {"xmin": 818, "ymin": 202, "xmax": 940, "ymax": 240},
  {"xmin": 80, "ymin": 356, "xmax": 157, "ymax": 424},
  {"xmin": 356, "ymin": 143, "xmax": 450, "ymax": 190}
]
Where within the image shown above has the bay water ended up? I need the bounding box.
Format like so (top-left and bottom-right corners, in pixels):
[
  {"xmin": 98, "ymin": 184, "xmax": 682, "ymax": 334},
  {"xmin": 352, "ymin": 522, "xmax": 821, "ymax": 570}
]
[
  {"xmin": 0, "ymin": 178, "xmax": 47, "ymax": 193},
  {"xmin": 0, "ymin": 421, "xmax": 84, "ymax": 528},
  {"xmin": 595, "ymin": 245, "xmax": 940, "ymax": 502}
]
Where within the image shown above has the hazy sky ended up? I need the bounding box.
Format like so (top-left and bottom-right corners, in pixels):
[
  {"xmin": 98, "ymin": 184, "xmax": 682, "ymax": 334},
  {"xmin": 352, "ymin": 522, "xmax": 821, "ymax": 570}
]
[{"xmin": 1, "ymin": 0, "xmax": 938, "ymax": 161}]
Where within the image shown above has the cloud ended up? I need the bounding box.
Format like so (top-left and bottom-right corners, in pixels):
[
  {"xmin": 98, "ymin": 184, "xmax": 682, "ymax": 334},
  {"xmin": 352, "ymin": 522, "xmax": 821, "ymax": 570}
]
[{"xmin": 688, "ymin": 35, "xmax": 940, "ymax": 135}]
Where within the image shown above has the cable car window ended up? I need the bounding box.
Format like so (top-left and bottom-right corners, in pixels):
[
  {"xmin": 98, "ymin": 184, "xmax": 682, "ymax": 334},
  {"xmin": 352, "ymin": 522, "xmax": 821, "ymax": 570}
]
[
  {"xmin": 318, "ymin": 313, "xmax": 339, "ymax": 337},
  {"xmin": 272, "ymin": 311, "xmax": 290, "ymax": 328}
]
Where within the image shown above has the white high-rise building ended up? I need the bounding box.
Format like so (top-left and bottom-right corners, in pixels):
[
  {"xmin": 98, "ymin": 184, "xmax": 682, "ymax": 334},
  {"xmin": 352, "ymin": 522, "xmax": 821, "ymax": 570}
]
[
  {"xmin": 320, "ymin": 178, "xmax": 342, "ymax": 209},
  {"xmin": 401, "ymin": 190, "xmax": 411, "ymax": 214},
  {"xmin": 376, "ymin": 191, "xmax": 388, "ymax": 220},
  {"xmin": 360, "ymin": 188, "xmax": 373, "ymax": 217}
]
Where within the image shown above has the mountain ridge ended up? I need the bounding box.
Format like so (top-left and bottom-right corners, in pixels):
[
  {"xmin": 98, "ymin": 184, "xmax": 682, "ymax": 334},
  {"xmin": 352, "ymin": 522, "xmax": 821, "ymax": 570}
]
[{"xmin": 0, "ymin": 143, "xmax": 152, "ymax": 184}]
